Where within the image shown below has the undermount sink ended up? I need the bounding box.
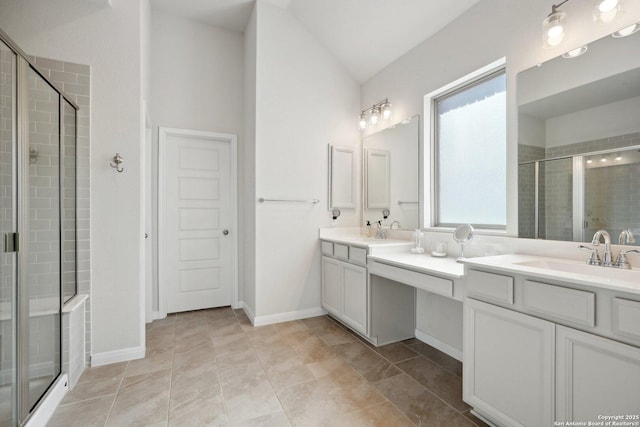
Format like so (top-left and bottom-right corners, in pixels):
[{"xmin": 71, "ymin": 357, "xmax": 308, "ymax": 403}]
[{"xmin": 514, "ymin": 259, "xmax": 640, "ymax": 282}]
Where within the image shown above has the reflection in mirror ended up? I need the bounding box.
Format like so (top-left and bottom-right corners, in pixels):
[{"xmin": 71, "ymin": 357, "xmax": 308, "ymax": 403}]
[
  {"xmin": 362, "ymin": 115, "xmax": 419, "ymax": 230},
  {"xmin": 517, "ymin": 29, "xmax": 640, "ymax": 245},
  {"xmin": 328, "ymin": 145, "xmax": 356, "ymax": 209},
  {"xmin": 365, "ymin": 149, "xmax": 390, "ymax": 209}
]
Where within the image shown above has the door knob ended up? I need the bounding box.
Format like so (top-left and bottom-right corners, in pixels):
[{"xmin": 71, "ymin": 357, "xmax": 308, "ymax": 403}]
[{"xmin": 223, "ymin": 229, "xmax": 229, "ymax": 236}]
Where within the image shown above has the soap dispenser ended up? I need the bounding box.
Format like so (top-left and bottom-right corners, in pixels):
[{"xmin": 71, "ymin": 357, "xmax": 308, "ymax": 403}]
[{"xmin": 366, "ymin": 221, "xmax": 372, "ymax": 237}]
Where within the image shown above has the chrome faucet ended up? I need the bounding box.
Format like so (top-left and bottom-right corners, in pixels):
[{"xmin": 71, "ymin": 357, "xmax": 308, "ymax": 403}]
[
  {"xmin": 618, "ymin": 229, "xmax": 635, "ymax": 245},
  {"xmin": 591, "ymin": 230, "xmax": 613, "ymax": 267},
  {"xmin": 390, "ymin": 220, "xmax": 401, "ymax": 230},
  {"xmin": 614, "ymin": 229, "xmax": 637, "ymax": 268},
  {"xmin": 579, "ymin": 245, "xmax": 601, "ymax": 266},
  {"xmin": 614, "ymin": 249, "xmax": 640, "ymax": 269}
]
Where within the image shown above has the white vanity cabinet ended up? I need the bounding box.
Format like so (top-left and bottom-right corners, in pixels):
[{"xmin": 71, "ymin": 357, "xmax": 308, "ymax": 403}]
[
  {"xmin": 464, "ymin": 266, "xmax": 640, "ymax": 427},
  {"xmin": 321, "ymin": 241, "xmax": 368, "ymax": 335},
  {"xmin": 556, "ymin": 325, "xmax": 640, "ymax": 421},
  {"xmin": 464, "ymin": 298, "xmax": 555, "ymax": 427}
]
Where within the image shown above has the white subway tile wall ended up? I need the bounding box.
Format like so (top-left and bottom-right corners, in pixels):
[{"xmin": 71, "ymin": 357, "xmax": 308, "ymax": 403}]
[
  {"xmin": 519, "ymin": 132, "xmax": 640, "ymax": 241},
  {"xmin": 32, "ymin": 56, "xmax": 91, "ymax": 366}
]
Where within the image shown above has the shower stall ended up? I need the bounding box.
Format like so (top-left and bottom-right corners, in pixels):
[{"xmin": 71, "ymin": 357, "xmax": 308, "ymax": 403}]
[{"xmin": 0, "ymin": 30, "xmax": 77, "ymax": 426}]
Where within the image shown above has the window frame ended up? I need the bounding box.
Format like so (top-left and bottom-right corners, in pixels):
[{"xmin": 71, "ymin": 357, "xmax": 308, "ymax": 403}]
[{"xmin": 423, "ymin": 57, "xmax": 507, "ymax": 231}]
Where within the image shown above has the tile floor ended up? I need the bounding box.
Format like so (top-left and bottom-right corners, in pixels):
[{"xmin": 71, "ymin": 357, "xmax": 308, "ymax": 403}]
[{"xmin": 48, "ymin": 308, "xmax": 488, "ymax": 426}]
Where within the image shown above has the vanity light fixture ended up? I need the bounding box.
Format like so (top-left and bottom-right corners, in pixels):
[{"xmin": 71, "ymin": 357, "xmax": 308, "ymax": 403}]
[
  {"xmin": 586, "ymin": 157, "xmax": 593, "ymax": 164},
  {"xmin": 370, "ymin": 106, "xmax": 380, "ymax": 125},
  {"xmin": 594, "ymin": 0, "xmax": 620, "ymax": 23},
  {"xmin": 359, "ymin": 113, "xmax": 367, "ymax": 129},
  {"xmin": 612, "ymin": 22, "xmax": 640, "ymax": 37},
  {"xmin": 615, "ymin": 153, "xmax": 623, "ymax": 161},
  {"xmin": 562, "ymin": 45, "xmax": 588, "ymax": 58},
  {"xmin": 359, "ymin": 99, "xmax": 392, "ymax": 130},
  {"xmin": 600, "ymin": 155, "xmax": 608, "ymax": 162},
  {"xmin": 543, "ymin": 0, "xmax": 570, "ymax": 48}
]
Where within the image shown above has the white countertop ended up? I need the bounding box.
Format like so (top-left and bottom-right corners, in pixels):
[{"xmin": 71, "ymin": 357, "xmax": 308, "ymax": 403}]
[
  {"xmin": 319, "ymin": 227, "xmax": 413, "ymax": 249},
  {"xmin": 460, "ymin": 254, "xmax": 640, "ymax": 295},
  {"xmin": 368, "ymin": 252, "xmax": 465, "ymax": 279}
]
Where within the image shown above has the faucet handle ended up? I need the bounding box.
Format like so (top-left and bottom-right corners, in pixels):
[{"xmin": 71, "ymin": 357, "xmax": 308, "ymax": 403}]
[
  {"xmin": 579, "ymin": 245, "xmax": 601, "ymax": 266},
  {"xmin": 614, "ymin": 249, "xmax": 640, "ymax": 269}
]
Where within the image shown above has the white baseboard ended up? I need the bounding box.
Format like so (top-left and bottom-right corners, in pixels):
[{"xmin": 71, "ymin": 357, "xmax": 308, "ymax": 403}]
[
  {"xmin": 25, "ymin": 373, "xmax": 68, "ymax": 427},
  {"xmin": 91, "ymin": 345, "xmax": 145, "ymax": 367},
  {"xmin": 415, "ymin": 329, "xmax": 463, "ymax": 361},
  {"xmin": 252, "ymin": 307, "xmax": 327, "ymax": 327},
  {"xmin": 242, "ymin": 304, "xmax": 256, "ymax": 324}
]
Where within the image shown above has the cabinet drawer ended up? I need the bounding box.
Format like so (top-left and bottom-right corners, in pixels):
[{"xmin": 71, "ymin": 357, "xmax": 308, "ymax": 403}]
[
  {"xmin": 369, "ymin": 261, "xmax": 452, "ymax": 298},
  {"xmin": 321, "ymin": 241, "xmax": 334, "ymax": 256},
  {"xmin": 349, "ymin": 246, "xmax": 367, "ymax": 265},
  {"xmin": 334, "ymin": 244, "xmax": 349, "ymax": 260},
  {"xmin": 523, "ymin": 280, "xmax": 595, "ymax": 327},
  {"xmin": 612, "ymin": 298, "xmax": 640, "ymax": 341},
  {"xmin": 467, "ymin": 269, "xmax": 514, "ymax": 305}
]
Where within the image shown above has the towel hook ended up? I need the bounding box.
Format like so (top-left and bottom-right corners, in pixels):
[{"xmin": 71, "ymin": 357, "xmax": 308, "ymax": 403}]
[{"xmin": 110, "ymin": 153, "xmax": 124, "ymax": 173}]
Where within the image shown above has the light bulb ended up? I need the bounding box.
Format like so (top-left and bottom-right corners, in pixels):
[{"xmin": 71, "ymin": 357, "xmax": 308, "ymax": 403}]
[
  {"xmin": 599, "ymin": 0, "xmax": 618, "ymax": 12},
  {"xmin": 595, "ymin": 0, "xmax": 619, "ymax": 23},
  {"xmin": 562, "ymin": 45, "xmax": 588, "ymax": 58},
  {"xmin": 615, "ymin": 154, "xmax": 623, "ymax": 161},
  {"xmin": 587, "ymin": 158, "xmax": 593, "ymax": 164},
  {"xmin": 543, "ymin": 11, "xmax": 566, "ymax": 48},
  {"xmin": 600, "ymin": 155, "xmax": 607, "ymax": 162},
  {"xmin": 381, "ymin": 101, "xmax": 391, "ymax": 120},
  {"xmin": 359, "ymin": 113, "xmax": 367, "ymax": 129},
  {"xmin": 612, "ymin": 23, "xmax": 640, "ymax": 37},
  {"xmin": 370, "ymin": 107, "xmax": 380, "ymax": 125}
]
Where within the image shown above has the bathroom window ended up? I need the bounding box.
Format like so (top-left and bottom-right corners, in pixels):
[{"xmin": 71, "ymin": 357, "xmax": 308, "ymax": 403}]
[{"xmin": 426, "ymin": 59, "xmax": 507, "ymax": 229}]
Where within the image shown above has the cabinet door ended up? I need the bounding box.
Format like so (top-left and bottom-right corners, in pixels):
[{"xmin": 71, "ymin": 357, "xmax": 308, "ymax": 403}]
[
  {"xmin": 464, "ymin": 298, "xmax": 555, "ymax": 427},
  {"xmin": 556, "ymin": 325, "xmax": 640, "ymax": 421},
  {"xmin": 342, "ymin": 263, "xmax": 367, "ymax": 335},
  {"xmin": 321, "ymin": 256, "xmax": 342, "ymax": 317}
]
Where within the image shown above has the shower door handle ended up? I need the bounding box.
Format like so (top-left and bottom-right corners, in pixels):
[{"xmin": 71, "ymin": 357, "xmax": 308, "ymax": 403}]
[{"xmin": 3, "ymin": 232, "xmax": 18, "ymax": 253}]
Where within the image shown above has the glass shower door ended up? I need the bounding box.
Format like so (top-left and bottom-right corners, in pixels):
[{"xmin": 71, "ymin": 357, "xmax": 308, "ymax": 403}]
[
  {"xmin": 25, "ymin": 66, "xmax": 61, "ymax": 412},
  {"xmin": 0, "ymin": 40, "xmax": 17, "ymax": 427}
]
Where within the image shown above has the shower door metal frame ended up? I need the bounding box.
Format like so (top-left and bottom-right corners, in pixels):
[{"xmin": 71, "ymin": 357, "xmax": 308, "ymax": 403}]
[{"xmin": 1, "ymin": 27, "xmax": 79, "ymax": 426}]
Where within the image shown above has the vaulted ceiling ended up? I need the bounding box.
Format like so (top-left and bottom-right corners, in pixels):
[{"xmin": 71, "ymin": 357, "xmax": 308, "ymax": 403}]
[{"xmin": 150, "ymin": 0, "xmax": 480, "ymax": 82}]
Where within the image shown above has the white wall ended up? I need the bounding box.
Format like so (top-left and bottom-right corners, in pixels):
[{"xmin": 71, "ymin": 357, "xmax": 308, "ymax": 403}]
[
  {"xmin": 0, "ymin": 0, "xmax": 146, "ymax": 358},
  {"xmin": 362, "ymin": 0, "xmax": 640, "ymax": 352},
  {"xmin": 362, "ymin": 0, "xmax": 640, "ymax": 237},
  {"xmin": 248, "ymin": 2, "xmax": 361, "ymax": 321},
  {"xmin": 242, "ymin": 7, "xmax": 258, "ymax": 317},
  {"xmin": 149, "ymin": 10, "xmax": 244, "ymax": 314},
  {"xmin": 545, "ymin": 96, "xmax": 640, "ymax": 147}
]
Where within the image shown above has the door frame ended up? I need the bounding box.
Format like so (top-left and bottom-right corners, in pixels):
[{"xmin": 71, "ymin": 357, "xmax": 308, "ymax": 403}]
[{"xmin": 157, "ymin": 127, "xmax": 238, "ymax": 318}]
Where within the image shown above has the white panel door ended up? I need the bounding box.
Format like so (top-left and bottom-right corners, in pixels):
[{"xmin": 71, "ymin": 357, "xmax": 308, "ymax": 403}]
[
  {"xmin": 321, "ymin": 256, "xmax": 342, "ymax": 317},
  {"xmin": 556, "ymin": 325, "xmax": 640, "ymax": 421},
  {"xmin": 464, "ymin": 298, "xmax": 555, "ymax": 427},
  {"xmin": 342, "ymin": 263, "xmax": 367, "ymax": 335},
  {"xmin": 161, "ymin": 130, "xmax": 233, "ymax": 313}
]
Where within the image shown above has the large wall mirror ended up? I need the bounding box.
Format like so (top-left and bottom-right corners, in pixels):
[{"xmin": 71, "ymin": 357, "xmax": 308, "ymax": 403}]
[
  {"xmin": 362, "ymin": 115, "xmax": 419, "ymax": 230},
  {"xmin": 517, "ymin": 29, "xmax": 640, "ymax": 245}
]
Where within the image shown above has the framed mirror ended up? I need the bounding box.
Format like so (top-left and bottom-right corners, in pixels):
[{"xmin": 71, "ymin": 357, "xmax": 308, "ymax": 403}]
[
  {"xmin": 362, "ymin": 115, "xmax": 420, "ymax": 230},
  {"xmin": 328, "ymin": 144, "xmax": 357, "ymax": 209},
  {"xmin": 517, "ymin": 29, "xmax": 640, "ymax": 245},
  {"xmin": 365, "ymin": 148, "xmax": 390, "ymax": 209}
]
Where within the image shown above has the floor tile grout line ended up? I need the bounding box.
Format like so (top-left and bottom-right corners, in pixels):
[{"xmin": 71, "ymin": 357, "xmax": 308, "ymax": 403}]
[
  {"xmin": 404, "ymin": 342, "xmax": 463, "ymax": 378},
  {"xmin": 160, "ymin": 313, "xmax": 176, "ymax": 426},
  {"xmin": 101, "ymin": 360, "xmax": 129, "ymax": 427},
  {"xmin": 360, "ymin": 330, "xmax": 472, "ymax": 425}
]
